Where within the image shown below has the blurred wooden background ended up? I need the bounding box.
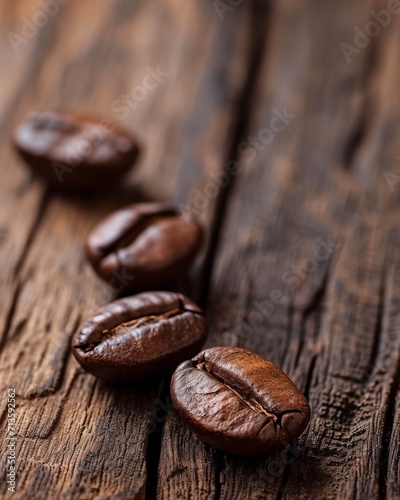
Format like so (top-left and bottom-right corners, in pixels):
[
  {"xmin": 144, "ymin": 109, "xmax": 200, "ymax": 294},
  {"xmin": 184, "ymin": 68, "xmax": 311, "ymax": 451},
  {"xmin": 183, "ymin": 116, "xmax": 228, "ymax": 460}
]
[{"xmin": 0, "ymin": 0, "xmax": 400, "ymax": 498}]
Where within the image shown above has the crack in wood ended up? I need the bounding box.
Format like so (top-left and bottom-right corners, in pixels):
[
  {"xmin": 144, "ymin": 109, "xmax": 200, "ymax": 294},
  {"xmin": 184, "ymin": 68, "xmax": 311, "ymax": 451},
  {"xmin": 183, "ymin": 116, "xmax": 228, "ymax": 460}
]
[
  {"xmin": 213, "ymin": 449, "xmax": 225, "ymax": 500},
  {"xmin": 194, "ymin": 0, "xmax": 270, "ymax": 309},
  {"xmin": 294, "ymin": 266, "xmax": 330, "ymax": 370},
  {"xmin": 303, "ymin": 354, "xmax": 317, "ymax": 402},
  {"xmin": 13, "ymin": 189, "xmax": 50, "ymax": 280},
  {"xmin": 145, "ymin": 377, "xmax": 171, "ymax": 500},
  {"xmin": 0, "ymin": 191, "xmax": 50, "ymax": 357},
  {"xmin": 0, "ymin": 281, "xmax": 22, "ymax": 354}
]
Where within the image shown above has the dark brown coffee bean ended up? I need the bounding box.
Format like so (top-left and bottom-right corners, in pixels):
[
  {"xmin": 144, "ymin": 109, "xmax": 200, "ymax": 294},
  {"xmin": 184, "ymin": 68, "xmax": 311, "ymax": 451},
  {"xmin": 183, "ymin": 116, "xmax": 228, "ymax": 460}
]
[
  {"xmin": 85, "ymin": 202, "xmax": 203, "ymax": 292},
  {"xmin": 71, "ymin": 292, "xmax": 207, "ymax": 383},
  {"xmin": 171, "ymin": 347, "xmax": 311, "ymax": 456},
  {"xmin": 13, "ymin": 111, "xmax": 140, "ymax": 189}
]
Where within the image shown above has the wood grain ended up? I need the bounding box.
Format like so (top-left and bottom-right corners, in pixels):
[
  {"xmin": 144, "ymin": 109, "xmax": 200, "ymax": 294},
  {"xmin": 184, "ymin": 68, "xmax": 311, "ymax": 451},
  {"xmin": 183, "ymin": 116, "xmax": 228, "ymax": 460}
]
[{"xmin": 1, "ymin": 0, "xmax": 400, "ymax": 499}]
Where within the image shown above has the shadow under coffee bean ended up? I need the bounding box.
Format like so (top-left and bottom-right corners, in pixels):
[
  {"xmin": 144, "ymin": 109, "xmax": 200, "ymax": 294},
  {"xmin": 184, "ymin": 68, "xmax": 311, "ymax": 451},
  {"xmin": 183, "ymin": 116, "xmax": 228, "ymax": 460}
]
[
  {"xmin": 71, "ymin": 291, "xmax": 207, "ymax": 383},
  {"xmin": 170, "ymin": 346, "xmax": 311, "ymax": 456}
]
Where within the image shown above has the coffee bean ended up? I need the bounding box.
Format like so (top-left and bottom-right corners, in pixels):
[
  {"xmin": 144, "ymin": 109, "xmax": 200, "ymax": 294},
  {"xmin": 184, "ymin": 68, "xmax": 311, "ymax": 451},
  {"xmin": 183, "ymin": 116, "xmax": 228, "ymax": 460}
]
[
  {"xmin": 13, "ymin": 111, "xmax": 140, "ymax": 189},
  {"xmin": 171, "ymin": 347, "xmax": 310, "ymax": 456},
  {"xmin": 71, "ymin": 292, "xmax": 207, "ymax": 383},
  {"xmin": 85, "ymin": 202, "xmax": 203, "ymax": 292}
]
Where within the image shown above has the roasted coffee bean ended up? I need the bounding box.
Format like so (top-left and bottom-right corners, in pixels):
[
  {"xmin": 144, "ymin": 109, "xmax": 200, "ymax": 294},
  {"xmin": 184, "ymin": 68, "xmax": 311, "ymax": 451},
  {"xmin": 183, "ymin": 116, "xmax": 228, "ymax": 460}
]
[
  {"xmin": 13, "ymin": 111, "xmax": 140, "ymax": 189},
  {"xmin": 85, "ymin": 202, "xmax": 203, "ymax": 292},
  {"xmin": 71, "ymin": 292, "xmax": 207, "ymax": 383},
  {"xmin": 171, "ymin": 347, "xmax": 310, "ymax": 456}
]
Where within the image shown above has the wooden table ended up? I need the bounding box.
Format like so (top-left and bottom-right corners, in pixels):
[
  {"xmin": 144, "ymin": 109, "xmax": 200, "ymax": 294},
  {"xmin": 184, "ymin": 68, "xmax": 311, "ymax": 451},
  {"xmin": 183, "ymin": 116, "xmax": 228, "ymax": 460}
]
[{"xmin": 1, "ymin": 1, "xmax": 400, "ymax": 498}]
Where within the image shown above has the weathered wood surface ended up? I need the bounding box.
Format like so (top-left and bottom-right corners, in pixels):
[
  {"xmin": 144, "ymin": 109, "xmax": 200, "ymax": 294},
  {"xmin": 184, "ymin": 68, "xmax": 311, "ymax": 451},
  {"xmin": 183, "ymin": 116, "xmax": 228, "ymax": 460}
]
[{"xmin": 0, "ymin": 0, "xmax": 400, "ymax": 499}]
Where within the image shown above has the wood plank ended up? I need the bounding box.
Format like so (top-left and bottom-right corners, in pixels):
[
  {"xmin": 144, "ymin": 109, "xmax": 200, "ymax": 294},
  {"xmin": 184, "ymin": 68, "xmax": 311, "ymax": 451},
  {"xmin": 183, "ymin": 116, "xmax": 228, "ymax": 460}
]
[
  {"xmin": 2, "ymin": 0, "xmax": 400, "ymax": 498},
  {"xmin": 158, "ymin": 0, "xmax": 400, "ymax": 498},
  {"xmin": 0, "ymin": 0, "xmax": 252, "ymax": 498}
]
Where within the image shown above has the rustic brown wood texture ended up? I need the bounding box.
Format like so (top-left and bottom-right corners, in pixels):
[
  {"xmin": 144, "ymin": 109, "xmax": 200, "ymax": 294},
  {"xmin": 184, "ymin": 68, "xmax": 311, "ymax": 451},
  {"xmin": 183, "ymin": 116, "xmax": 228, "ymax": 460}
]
[{"xmin": 0, "ymin": 0, "xmax": 399, "ymax": 498}]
